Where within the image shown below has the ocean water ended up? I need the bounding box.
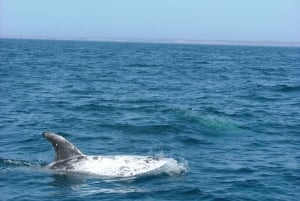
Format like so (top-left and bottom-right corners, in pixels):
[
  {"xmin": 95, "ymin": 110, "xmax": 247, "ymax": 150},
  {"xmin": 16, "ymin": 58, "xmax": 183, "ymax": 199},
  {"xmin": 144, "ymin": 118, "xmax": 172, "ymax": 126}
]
[{"xmin": 0, "ymin": 39, "xmax": 299, "ymax": 201}]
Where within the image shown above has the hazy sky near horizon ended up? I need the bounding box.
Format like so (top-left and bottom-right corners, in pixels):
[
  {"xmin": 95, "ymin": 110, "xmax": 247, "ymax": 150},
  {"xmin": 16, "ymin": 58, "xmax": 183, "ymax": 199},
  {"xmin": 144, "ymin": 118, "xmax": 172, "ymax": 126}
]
[{"xmin": 0, "ymin": 0, "xmax": 299, "ymax": 42}]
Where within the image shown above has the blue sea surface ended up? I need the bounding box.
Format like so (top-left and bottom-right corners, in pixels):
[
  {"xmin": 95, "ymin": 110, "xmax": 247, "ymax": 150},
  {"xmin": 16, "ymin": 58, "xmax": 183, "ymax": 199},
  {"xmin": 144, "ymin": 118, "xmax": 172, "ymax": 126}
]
[{"xmin": 0, "ymin": 39, "xmax": 300, "ymax": 201}]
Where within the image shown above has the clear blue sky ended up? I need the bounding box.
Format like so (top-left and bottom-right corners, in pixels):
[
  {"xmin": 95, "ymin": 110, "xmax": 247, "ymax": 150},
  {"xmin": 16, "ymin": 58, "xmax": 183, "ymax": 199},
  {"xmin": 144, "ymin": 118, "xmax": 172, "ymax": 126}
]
[{"xmin": 0, "ymin": 0, "xmax": 299, "ymax": 42}]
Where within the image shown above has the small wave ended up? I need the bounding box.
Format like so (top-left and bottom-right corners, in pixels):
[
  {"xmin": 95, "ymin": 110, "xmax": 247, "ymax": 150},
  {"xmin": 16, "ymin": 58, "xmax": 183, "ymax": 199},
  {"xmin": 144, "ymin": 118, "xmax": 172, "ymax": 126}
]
[
  {"xmin": 177, "ymin": 136, "xmax": 203, "ymax": 145},
  {"xmin": 176, "ymin": 135, "xmax": 213, "ymax": 145},
  {"xmin": 276, "ymin": 84, "xmax": 300, "ymax": 93},
  {"xmin": 0, "ymin": 158, "xmax": 46, "ymax": 169},
  {"xmin": 259, "ymin": 84, "xmax": 300, "ymax": 93},
  {"xmin": 193, "ymin": 61, "xmax": 210, "ymax": 65},
  {"xmin": 235, "ymin": 167, "xmax": 256, "ymax": 174},
  {"xmin": 230, "ymin": 179, "xmax": 265, "ymax": 189},
  {"xmin": 100, "ymin": 123, "xmax": 180, "ymax": 135},
  {"xmin": 72, "ymin": 103, "xmax": 115, "ymax": 112},
  {"xmin": 151, "ymin": 186, "xmax": 214, "ymax": 200},
  {"xmin": 253, "ymin": 95, "xmax": 282, "ymax": 101},
  {"xmin": 0, "ymin": 158, "xmax": 32, "ymax": 167},
  {"xmin": 123, "ymin": 63, "xmax": 161, "ymax": 68},
  {"xmin": 71, "ymin": 185, "xmax": 149, "ymax": 195}
]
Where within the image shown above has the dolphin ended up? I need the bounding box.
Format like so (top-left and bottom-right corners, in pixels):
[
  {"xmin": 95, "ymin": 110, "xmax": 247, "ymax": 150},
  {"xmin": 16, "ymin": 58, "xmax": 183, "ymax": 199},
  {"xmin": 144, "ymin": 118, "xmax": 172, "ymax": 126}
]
[{"xmin": 43, "ymin": 132, "xmax": 186, "ymax": 177}]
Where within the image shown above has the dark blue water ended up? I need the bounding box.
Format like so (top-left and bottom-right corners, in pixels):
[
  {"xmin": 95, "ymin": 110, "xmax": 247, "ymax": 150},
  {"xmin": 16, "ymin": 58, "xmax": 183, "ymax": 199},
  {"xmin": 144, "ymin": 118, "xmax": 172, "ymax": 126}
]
[{"xmin": 1, "ymin": 39, "xmax": 299, "ymax": 201}]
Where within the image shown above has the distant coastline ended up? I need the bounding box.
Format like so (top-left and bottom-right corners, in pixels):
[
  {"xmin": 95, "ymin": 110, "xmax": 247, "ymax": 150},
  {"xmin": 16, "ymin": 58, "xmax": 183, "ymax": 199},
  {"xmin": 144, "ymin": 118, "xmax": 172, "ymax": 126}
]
[{"xmin": 1, "ymin": 35, "xmax": 300, "ymax": 47}]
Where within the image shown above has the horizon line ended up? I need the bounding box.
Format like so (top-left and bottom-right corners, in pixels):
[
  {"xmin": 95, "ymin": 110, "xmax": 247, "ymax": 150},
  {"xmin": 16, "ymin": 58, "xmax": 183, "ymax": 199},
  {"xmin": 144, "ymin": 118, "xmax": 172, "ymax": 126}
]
[{"xmin": 1, "ymin": 35, "xmax": 300, "ymax": 47}]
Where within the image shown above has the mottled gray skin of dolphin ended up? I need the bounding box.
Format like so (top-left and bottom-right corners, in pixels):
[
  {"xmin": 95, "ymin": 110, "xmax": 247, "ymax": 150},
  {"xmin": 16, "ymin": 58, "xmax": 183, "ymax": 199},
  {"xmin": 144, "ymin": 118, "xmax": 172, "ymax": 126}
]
[
  {"xmin": 43, "ymin": 131, "xmax": 185, "ymax": 176},
  {"xmin": 43, "ymin": 132, "xmax": 86, "ymax": 170}
]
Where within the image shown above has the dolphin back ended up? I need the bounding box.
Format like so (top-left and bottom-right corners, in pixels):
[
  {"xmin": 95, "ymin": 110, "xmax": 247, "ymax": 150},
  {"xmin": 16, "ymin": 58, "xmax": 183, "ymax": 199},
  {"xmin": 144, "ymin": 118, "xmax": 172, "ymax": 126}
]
[{"xmin": 43, "ymin": 132, "xmax": 84, "ymax": 161}]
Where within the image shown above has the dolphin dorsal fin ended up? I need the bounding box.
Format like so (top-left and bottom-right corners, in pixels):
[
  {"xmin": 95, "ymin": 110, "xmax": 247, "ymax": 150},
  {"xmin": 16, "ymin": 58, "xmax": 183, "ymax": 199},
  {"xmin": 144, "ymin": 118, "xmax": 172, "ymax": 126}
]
[{"xmin": 43, "ymin": 132, "xmax": 84, "ymax": 161}]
